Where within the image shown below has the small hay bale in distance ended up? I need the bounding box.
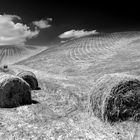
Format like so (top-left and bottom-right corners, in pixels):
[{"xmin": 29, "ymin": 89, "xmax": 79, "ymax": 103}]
[
  {"xmin": 0, "ymin": 65, "xmax": 16, "ymax": 75},
  {"xmin": 16, "ymin": 71, "xmax": 40, "ymax": 90},
  {"xmin": 90, "ymin": 73, "xmax": 140, "ymax": 124},
  {"xmin": 0, "ymin": 73, "xmax": 32, "ymax": 108}
]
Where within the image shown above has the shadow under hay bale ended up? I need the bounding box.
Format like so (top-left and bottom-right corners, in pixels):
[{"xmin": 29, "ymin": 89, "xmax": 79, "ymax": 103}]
[
  {"xmin": 0, "ymin": 73, "xmax": 32, "ymax": 108},
  {"xmin": 90, "ymin": 73, "xmax": 140, "ymax": 124},
  {"xmin": 31, "ymin": 99, "xmax": 39, "ymax": 104},
  {"xmin": 16, "ymin": 71, "xmax": 40, "ymax": 90}
]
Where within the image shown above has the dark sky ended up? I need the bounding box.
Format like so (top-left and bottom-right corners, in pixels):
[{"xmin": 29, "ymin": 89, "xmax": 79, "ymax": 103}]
[{"xmin": 0, "ymin": 0, "xmax": 140, "ymax": 45}]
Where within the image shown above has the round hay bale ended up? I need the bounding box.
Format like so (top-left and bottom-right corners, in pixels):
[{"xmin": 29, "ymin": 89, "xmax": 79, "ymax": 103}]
[
  {"xmin": 16, "ymin": 71, "xmax": 40, "ymax": 90},
  {"xmin": 0, "ymin": 73, "xmax": 32, "ymax": 108},
  {"xmin": 90, "ymin": 73, "xmax": 140, "ymax": 124}
]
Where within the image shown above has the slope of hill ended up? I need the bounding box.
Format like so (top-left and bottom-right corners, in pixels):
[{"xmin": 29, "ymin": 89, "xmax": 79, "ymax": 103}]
[
  {"xmin": 0, "ymin": 45, "xmax": 47, "ymax": 65},
  {"xmin": 16, "ymin": 31, "xmax": 140, "ymax": 78},
  {"xmin": 1, "ymin": 31, "xmax": 140, "ymax": 139}
]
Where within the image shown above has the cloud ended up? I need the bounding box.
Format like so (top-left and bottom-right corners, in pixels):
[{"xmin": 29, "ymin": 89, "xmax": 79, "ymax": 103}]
[
  {"xmin": 0, "ymin": 14, "xmax": 40, "ymax": 45},
  {"xmin": 32, "ymin": 18, "xmax": 52, "ymax": 29},
  {"xmin": 60, "ymin": 40, "xmax": 68, "ymax": 43},
  {"xmin": 59, "ymin": 29, "xmax": 99, "ymax": 39}
]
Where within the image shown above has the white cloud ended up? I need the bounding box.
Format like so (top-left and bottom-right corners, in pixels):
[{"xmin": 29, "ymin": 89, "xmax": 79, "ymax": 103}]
[
  {"xmin": 59, "ymin": 29, "xmax": 99, "ymax": 39},
  {"xmin": 0, "ymin": 14, "xmax": 40, "ymax": 45},
  {"xmin": 60, "ymin": 40, "xmax": 68, "ymax": 43},
  {"xmin": 32, "ymin": 18, "xmax": 52, "ymax": 29}
]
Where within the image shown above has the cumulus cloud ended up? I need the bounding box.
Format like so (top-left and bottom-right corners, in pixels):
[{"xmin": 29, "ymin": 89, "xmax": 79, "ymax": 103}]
[
  {"xmin": 59, "ymin": 29, "xmax": 99, "ymax": 39},
  {"xmin": 0, "ymin": 14, "xmax": 40, "ymax": 45},
  {"xmin": 0, "ymin": 14, "xmax": 52, "ymax": 45},
  {"xmin": 32, "ymin": 18, "xmax": 52, "ymax": 29}
]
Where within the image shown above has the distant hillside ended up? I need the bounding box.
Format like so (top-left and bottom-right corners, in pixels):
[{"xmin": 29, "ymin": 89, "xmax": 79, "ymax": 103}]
[
  {"xmin": 16, "ymin": 31, "xmax": 140, "ymax": 77},
  {"xmin": 0, "ymin": 45, "xmax": 47, "ymax": 65}
]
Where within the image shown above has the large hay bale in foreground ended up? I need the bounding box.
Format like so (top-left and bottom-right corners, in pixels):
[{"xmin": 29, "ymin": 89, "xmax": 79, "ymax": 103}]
[
  {"xmin": 0, "ymin": 73, "xmax": 32, "ymax": 108},
  {"xmin": 90, "ymin": 73, "xmax": 140, "ymax": 124},
  {"xmin": 16, "ymin": 71, "xmax": 40, "ymax": 90}
]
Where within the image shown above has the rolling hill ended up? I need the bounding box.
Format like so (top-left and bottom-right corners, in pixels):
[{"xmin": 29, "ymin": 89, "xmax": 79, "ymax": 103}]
[
  {"xmin": 1, "ymin": 31, "xmax": 140, "ymax": 139},
  {"xmin": 0, "ymin": 45, "xmax": 47, "ymax": 65},
  {"xmin": 16, "ymin": 31, "xmax": 140, "ymax": 78}
]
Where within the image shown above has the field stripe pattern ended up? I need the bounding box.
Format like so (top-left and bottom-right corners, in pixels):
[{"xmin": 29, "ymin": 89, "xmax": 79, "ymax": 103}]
[{"xmin": 65, "ymin": 32, "xmax": 140, "ymax": 64}]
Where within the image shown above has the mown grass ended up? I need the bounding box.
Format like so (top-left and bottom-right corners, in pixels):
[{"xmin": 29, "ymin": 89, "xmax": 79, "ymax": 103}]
[{"xmin": 1, "ymin": 31, "xmax": 140, "ymax": 139}]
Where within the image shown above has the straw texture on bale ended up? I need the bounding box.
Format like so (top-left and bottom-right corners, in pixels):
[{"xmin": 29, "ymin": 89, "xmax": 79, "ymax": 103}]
[
  {"xmin": 16, "ymin": 71, "xmax": 40, "ymax": 90},
  {"xmin": 0, "ymin": 73, "xmax": 32, "ymax": 108},
  {"xmin": 90, "ymin": 73, "xmax": 140, "ymax": 124}
]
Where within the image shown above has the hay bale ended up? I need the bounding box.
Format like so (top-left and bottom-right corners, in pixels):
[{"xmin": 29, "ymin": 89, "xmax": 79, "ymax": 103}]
[
  {"xmin": 16, "ymin": 71, "xmax": 40, "ymax": 90},
  {"xmin": 0, "ymin": 73, "xmax": 32, "ymax": 108},
  {"xmin": 90, "ymin": 73, "xmax": 140, "ymax": 124}
]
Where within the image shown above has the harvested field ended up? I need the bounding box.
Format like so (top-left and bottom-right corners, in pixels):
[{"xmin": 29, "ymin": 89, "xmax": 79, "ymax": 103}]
[
  {"xmin": 0, "ymin": 45, "xmax": 47, "ymax": 65},
  {"xmin": 15, "ymin": 31, "xmax": 140, "ymax": 77},
  {"xmin": 90, "ymin": 73, "xmax": 140, "ymax": 124},
  {"xmin": 2, "ymin": 31, "xmax": 140, "ymax": 139}
]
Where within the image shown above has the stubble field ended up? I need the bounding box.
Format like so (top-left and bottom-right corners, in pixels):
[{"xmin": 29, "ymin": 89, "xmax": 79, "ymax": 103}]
[{"xmin": 1, "ymin": 31, "xmax": 140, "ymax": 139}]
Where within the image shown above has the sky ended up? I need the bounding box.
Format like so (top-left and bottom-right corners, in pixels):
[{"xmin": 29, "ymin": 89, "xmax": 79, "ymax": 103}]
[{"xmin": 0, "ymin": 0, "xmax": 140, "ymax": 46}]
